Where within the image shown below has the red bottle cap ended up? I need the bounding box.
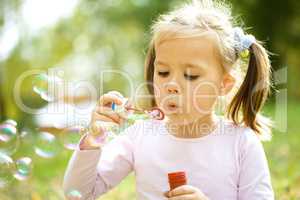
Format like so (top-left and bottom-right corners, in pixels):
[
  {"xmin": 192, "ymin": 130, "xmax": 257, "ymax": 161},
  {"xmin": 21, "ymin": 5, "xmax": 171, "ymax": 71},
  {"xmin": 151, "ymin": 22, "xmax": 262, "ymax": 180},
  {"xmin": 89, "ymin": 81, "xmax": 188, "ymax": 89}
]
[{"xmin": 168, "ymin": 171, "xmax": 187, "ymax": 190}]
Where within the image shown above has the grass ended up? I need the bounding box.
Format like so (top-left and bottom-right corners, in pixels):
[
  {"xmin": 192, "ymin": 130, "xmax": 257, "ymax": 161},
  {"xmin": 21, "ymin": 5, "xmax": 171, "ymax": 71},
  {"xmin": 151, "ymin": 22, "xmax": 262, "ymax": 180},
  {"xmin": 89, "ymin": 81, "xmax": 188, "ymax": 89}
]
[
  {"xmin": 98, "ymin": 173, "xmax": 136, "ymax": 200},
  {"xmin": 262, "ymin": 101, "xmax": 300, "ymax": 199}
]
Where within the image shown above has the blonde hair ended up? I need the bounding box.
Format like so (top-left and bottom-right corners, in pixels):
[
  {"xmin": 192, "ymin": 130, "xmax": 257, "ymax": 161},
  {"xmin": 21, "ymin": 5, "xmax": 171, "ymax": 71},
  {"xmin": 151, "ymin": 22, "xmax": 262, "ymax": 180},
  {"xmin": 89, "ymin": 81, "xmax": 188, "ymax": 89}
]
[{"xmin": 144, "ymin": 0, "xmax": 273, "ymax": 140}]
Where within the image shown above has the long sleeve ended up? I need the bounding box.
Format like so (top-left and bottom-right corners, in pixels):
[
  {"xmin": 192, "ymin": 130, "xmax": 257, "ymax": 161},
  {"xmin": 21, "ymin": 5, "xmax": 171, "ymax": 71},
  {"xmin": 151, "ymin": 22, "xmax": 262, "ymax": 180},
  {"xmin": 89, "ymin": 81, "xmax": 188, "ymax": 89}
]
[
  {"xmin": 63, "ymin": 125, "xmax": 137, "ymax": 200},
  {"xmin": 237, "ymin": 128, "xmax": 274, "ymax": 200}
]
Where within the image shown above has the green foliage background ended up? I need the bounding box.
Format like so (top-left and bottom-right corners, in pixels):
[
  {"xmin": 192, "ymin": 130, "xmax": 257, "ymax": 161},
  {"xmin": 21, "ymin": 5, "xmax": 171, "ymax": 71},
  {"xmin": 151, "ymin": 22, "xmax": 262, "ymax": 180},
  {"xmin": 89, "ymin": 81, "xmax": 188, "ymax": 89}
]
[{"xmin": 0, "ymin": 0, "xmax": 299, "ymax": 199}]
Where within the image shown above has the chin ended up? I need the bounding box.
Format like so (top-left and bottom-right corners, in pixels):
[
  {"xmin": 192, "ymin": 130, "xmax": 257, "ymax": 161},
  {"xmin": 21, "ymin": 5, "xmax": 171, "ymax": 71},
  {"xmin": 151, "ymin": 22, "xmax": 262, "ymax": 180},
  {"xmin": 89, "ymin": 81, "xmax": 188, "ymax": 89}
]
[
  {"xmin": 167, "ymin": 113, "xmax": 207, "ymax": 125},
  {"xmin": 165, "ymin": 114, "xmax": 192, "ymax": 125}
]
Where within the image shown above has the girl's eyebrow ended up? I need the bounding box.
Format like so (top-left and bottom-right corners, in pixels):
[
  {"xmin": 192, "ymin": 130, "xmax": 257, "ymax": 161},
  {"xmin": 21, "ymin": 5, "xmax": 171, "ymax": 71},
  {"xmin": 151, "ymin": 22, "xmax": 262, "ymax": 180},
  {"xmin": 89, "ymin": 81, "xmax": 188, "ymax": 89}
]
[
  {"xmin": 182, "ymin": 62, "xmax": 206, "ymax": 70},
  {"xmin": 154, "ymin": 60, "xmax": 169, "ymax": 67},
  {"xmin": 155, "ymin": 60, "xmax": 206, "ymax": 70}
]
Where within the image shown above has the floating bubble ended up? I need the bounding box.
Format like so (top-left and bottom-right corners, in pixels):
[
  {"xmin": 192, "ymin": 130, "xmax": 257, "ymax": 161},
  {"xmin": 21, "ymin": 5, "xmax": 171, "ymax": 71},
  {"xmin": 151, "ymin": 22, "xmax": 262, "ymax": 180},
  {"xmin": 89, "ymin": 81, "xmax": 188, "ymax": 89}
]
[
  {"xmin": 32, "ymin": 73, "xmax": 62, "ymax": 102},
  {"xmin": 39, "ymin": 92, "xmax": 55, "ymax": 102},
  {"xmin": 32, "ymin": 74, "xmax": 48, "ymax": 95},
  {"xmin": 61, "ymin": 126, "xmax": 84, "ymax": 150},
  {"xmin": 0, "ymin": 123, "xmax": 19, "ymax": 155},
  {"xmin": 67, "ymin": 189, "xmax": 82, "ymax": 200},
  {"xmin": 84, "ymin": 122, "xmax": 118, "ymax": 147},
  {"xmin": 3, "ymin": 119, "xmax": 17, "ymax": 127},
  {"xmin": 0, "ymin": 153, "xmax": 14, "ymax": 189},
  {"xmin": 106, "ymin": 131, "xmax": 118, "ymax": 142},
  {"xmin": 97, "ymin": 121, "xmax": 119, "ymax": 133},
  {"xmin": 94, "ymin": 121, "xmax": 119, "ymax": 140},
  {"xmin": 34, "ymin": 132, "xmax": 61, "ymax": 158},
  {"xmin": 13, "ymin": 157, "xmax": 32, "ymax": 181},
  {"xmin": 0, "ymin": 124, "xmax": 17, "ymax": 142},
  {"xmin": 19, "ymin": 129, "xmax": 34, "ymax": 145},
  {"xmin": 20, "ymin": 130, "xmax": 28, "ymax": 138}
]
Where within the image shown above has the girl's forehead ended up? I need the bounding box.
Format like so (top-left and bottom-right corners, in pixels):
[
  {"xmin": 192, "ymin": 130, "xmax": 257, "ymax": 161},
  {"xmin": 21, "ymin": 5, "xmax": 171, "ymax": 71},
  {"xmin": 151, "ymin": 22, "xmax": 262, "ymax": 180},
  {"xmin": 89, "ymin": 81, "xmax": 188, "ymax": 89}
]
[
  {"xmin": 154, "ymin": 29, "xmax": 218, "ymax": 48},
  {"xmin": 154, "ymin": 32, "xmax": 221, "ymax": 66}
]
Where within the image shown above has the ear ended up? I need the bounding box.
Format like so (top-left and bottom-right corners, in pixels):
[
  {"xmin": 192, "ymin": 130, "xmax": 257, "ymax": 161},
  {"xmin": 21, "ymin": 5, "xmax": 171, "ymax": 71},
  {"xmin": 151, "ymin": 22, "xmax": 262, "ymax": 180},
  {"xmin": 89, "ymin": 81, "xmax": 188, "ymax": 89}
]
[{"xmin": 220, "ymin": 73, "xmax": 235, "ymax": 96}]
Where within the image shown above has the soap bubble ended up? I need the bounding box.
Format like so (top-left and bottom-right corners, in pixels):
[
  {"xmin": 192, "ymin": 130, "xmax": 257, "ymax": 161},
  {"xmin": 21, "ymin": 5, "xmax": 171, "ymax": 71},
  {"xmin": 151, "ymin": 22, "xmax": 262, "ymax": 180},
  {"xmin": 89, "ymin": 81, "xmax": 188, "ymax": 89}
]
[
  {"xmin": 61, "ymin": 126, "xmax": 84, "ymax": 150},
  {"xmin": 20, "ymin": 130, "xmax": 29, "ymax": 138},
  {"xmin": 98, "ymin": 121, "xmax": 119, "ymax": 133},
  {"xmin": 94, "ymin": 121, "xmax": 119, "ymax": 141},
  {"xmin": 3, "ymin": 119, "xmax": 17, "ymax": 127},
  {"xmin": 0, "ymin": 123, "xmax": 19, "ymax": 155},
  {"xmin": 67, "ymin": 189, "xmax": 82, "ymax": 200},
  {"xmin": 0, "ymin": 153, "xmax": 14, "ymax": 189},
  {"xmin": 13, "ymin": 157, "xmax": 32, "ymax": 181},
  {"xmin": 32, "ymin": 73, "xmax": 62, "ymax": 102},
  {"xmin": 32, "ymin": 74, "xmax": 50, "ymax": 99},
  {"xmin": 19, "ymin": 129, "xmax": 34, "ymax": 146},
  {"xmin": 83, "ymin": 121, "xmax": 119, "ymax": 147},
  {"xmin": 34, "ymin": 132, "xmax": 61, "ymax": 158},
  {"xmin": 0, "ymin": 124, "xmax": 17, "ymax": 142}
]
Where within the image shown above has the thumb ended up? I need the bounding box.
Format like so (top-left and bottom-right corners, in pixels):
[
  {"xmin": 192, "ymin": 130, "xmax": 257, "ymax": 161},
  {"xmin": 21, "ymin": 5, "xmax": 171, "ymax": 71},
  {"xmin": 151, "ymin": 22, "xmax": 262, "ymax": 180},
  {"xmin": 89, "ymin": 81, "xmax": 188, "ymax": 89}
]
[
  {"xmin": 108, "ymin": 90, "xmax": 125, "ymax": 99},
  {"xmin": 163, "ymin": 191, "xmax": 170, "ymax": 198}
]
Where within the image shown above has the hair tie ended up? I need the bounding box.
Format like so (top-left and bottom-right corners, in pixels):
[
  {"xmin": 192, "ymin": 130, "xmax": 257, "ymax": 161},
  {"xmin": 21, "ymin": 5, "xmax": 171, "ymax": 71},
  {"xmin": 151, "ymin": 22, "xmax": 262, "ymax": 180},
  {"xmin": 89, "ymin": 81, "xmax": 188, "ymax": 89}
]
[{"xmin": 233, "ymin": 27, "xmax": 255, "ymax": 58}]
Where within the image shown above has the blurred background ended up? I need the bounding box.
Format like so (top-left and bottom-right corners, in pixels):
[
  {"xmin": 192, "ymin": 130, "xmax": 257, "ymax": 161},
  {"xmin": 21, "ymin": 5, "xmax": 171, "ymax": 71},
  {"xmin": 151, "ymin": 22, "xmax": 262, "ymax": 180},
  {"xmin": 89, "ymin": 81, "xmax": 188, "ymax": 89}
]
[{"xmin": 0, "ymin": 0, "xmax": 299, "ymax": 199}]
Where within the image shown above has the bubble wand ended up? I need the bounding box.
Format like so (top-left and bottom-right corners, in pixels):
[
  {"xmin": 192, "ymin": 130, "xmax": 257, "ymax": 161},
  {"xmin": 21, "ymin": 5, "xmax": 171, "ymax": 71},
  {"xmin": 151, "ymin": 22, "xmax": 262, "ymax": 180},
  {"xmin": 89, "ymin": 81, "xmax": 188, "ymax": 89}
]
[
  {"xmin": 112, "ymin": 99, "xmax": 164, "ymax": 121},
  {"xmin": 91, "ymin": 99, "xmax": 165, "ymax": 144}
]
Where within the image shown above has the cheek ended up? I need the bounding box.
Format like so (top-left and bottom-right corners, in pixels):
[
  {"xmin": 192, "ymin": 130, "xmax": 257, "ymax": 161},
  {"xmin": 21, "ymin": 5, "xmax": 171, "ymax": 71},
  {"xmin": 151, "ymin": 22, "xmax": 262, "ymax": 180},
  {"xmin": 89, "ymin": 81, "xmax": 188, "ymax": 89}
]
[
  {"xmin": 153, "ymin": 76, "xmax": 163, "ymax": 103},
  {"xmin": 187, "ymin": 80, "xmax": 221, "ymax": 113}
]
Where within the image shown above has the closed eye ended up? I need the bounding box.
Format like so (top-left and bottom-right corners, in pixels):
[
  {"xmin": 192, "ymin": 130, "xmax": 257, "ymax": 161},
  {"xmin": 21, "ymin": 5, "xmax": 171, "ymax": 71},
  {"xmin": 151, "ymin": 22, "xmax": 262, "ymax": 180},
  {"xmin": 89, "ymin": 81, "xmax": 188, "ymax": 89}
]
[
  {"xmin": 184, "ymin": 74, "xmax": 199, "ymax": 81},
  {"xmin": 158, "ymin": 71, "xmax": 169, "ymax": 77}
]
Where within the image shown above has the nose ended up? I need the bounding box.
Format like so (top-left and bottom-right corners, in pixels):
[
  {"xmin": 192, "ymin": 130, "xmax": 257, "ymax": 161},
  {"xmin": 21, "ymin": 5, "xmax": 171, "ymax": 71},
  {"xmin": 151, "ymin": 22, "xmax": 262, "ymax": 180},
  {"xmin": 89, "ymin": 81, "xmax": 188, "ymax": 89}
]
[
  {"xmin": 167, "ymin": 87, "xmax": 179, "ymax": 94},
  {"xmin": 165, "ymin": 82, "xmax": 180, "ymax": 94}
]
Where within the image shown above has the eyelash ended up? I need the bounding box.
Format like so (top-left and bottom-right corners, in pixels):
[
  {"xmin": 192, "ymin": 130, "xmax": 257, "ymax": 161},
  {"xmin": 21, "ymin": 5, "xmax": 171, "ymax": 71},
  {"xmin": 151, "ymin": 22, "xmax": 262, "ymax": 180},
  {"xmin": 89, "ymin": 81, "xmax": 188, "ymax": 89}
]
[
  {"xmin": 158, "ymin": 71, "xmax": 169, "ymax": 77},
  {"xmin": 184, "ymin": 74, "xmax": 199, "ymax": 80},
  {"xmin": 157, "ymin": 71, "xmax": 199, "ymax": 81}
]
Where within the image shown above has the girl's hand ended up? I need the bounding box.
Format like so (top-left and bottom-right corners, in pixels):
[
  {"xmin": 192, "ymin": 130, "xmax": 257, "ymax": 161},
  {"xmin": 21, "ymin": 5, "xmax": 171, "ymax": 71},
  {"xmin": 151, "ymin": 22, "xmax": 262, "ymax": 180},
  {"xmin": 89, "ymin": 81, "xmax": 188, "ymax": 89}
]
[
  {"xmin": 164, "ymin": 185, "xmax": 209, "ymax": 200},
  {"xmin": 80, "ymin": 91, "xmax": 127, "ymax": 150},
  {"xmin": 90, "ymin": 91, "xmax": 126, "ymax": 133}
]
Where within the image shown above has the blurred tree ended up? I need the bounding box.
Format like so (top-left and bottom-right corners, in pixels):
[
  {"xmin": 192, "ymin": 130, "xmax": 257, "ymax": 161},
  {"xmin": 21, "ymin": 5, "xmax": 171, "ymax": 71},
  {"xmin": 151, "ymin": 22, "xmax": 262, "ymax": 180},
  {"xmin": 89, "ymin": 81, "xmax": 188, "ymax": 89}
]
[
  {"xmin": 0, "ymin": 0, "xmax": 22, "ymax": 120},
  {"xmin": 0, "ymin": 80, "xmax": 4, "ymax": 121},
  {"xmin": 0, "ymin": 0, "xmax": 299, "ymax": 122},
  {"xmin": 231, "ymin": 0, "xmax": 300, "ymax": 98},
  {"xmin": 0, "ymin": 0, "xmax": 299, "ymax": 199}
]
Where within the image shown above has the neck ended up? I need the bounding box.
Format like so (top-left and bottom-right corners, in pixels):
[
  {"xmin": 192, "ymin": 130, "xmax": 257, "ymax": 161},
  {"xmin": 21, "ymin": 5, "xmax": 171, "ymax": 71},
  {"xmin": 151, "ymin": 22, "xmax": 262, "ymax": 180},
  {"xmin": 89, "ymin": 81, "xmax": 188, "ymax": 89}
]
[{"xmin": 165, "ymin": 113, "xmax": 218, "ymax": 138}]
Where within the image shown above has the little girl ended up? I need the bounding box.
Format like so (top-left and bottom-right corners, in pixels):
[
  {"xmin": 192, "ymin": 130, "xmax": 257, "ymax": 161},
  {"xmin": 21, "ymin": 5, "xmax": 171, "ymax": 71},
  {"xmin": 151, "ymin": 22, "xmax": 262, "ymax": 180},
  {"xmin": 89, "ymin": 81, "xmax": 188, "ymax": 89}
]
[{"xmin": 63, "ymin": 0, "xmax": 274, "ymax": 199}]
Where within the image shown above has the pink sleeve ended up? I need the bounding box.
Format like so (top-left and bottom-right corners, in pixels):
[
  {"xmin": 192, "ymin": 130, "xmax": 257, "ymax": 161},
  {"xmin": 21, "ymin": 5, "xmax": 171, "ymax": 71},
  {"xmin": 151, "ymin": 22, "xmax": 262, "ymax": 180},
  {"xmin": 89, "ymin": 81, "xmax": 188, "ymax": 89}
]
[
  {"xmin": 95, "ymin": 132, "xmax": 135, "ymax": 194},
  {"xmin": 63, "ymin": 125, "xmax": 137, "ymax": 200},
  {"xmin": 237, "ymin": 128, "xmax": 274, "ymax": 200}
]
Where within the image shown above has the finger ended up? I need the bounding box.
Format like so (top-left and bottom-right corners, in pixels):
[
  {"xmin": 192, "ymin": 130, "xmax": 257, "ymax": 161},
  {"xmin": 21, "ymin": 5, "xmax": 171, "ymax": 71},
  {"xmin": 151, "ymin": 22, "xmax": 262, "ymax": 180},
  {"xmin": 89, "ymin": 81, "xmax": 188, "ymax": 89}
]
[
  {"xmin": 94, "ymin": 106, "xmax": 122, "ymax": 124},
  {"xmin": 107, "ymin": 91, "xmax": 133, "ymax": 112},
  {"xmin": 123, "ymin": 98, "xmax": 132, "ymax": 108},
  {"xmin": 90, "ymin": 114, "xmax": 119, "ymax": 135},
  {"xmin": 89, "ymin": 122, "xmax": 105, "ymax": 136},
  {"xmin": 169, "ymin": 185, "xmax": 195, "ymax": 197},
  {"xmin": 91, "ymin": 112, "xmax": 118, "ymax": 124},
  {"xmin": 108, "ymin": 91, "xmax": 132, "ymax": 109},
  {"xmin": 98, "ymin": 93, "xmax": 123, "ymax": 107},
  {"xmin": 107, "ymin": 90, "xmax": 124, "ymax": 99},
  {"xmin": 163, "ymin": 191, "xmax": 170, "ymax": 198},
  {"xmin": 168, "ymin": 194, "xmax": 195, "ymax": 200}
]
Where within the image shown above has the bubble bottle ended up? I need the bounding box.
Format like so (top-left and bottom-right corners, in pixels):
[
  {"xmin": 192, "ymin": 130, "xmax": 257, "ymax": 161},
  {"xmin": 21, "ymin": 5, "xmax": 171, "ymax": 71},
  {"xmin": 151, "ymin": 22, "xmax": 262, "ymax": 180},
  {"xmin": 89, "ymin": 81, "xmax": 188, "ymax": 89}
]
[{"xmin": 168, "ymin": 171, "xmax": 187, "ymax": 190}]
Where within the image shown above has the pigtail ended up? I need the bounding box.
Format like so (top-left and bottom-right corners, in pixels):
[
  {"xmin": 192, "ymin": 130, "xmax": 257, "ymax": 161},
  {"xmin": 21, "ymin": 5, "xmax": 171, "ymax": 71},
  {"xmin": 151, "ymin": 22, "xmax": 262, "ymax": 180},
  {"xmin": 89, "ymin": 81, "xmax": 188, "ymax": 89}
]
[
  {"xmin": 144, "ymin": 40, "xmax": 157, "ymax": 107},
  {"xmin": 227, "ymin": 41, "xmax": 273, "ymax": 139}
]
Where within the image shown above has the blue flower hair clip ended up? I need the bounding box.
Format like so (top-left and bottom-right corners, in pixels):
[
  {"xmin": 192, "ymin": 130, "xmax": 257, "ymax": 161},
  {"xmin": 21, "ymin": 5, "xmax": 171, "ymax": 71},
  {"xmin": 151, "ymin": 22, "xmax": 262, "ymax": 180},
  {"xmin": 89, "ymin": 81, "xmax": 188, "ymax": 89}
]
[{"xmin": 233, "ymin": 27, "xmax": 256, "ymax": 58}]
